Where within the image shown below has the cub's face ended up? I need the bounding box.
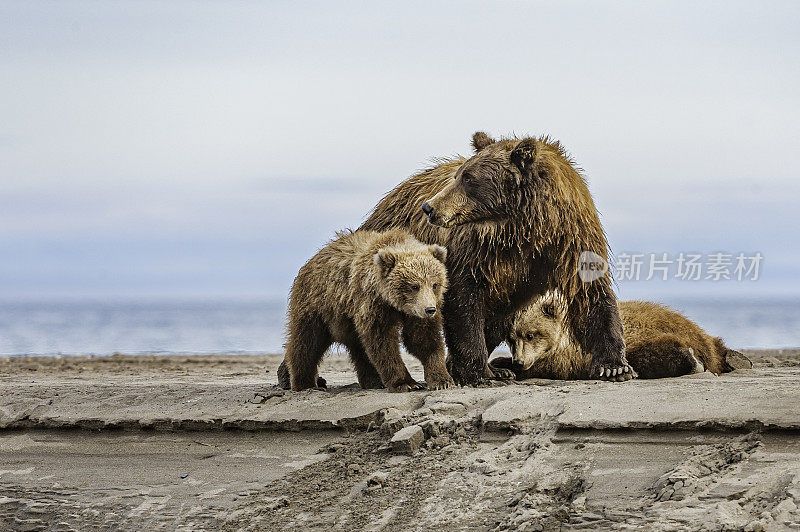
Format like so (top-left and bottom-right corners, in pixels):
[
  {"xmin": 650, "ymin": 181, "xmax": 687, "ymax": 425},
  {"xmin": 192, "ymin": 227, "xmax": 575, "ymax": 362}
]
[
  {"xmin": 422, "ymin": 133, "xmax": 543, "ymax": 228},
  {"xmin": 374, "ymin": 244, "xmax": 448, "ymax": 319},
  {"xmin": 507, "ymin": 297, "xmax": 562, "ymax": 370}
]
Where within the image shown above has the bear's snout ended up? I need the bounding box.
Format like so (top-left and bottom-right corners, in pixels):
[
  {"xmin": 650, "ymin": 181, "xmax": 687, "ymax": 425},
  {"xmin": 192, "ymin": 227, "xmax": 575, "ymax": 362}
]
[
  {"xmin": 423, "ymin": 187, "xmax": 464, "ymax": 228},
  {"xmin": 425, "ymin": 306, "xmax": 436, "ymax": 316}
]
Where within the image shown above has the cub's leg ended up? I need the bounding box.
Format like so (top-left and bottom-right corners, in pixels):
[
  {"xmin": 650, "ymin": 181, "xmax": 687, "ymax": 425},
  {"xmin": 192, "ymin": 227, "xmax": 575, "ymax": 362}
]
[
  {"xmin": 285, "ymin": 314, "xmax": 333, "ymax": 391},
  {"xmin": 626, "ymin": 334, "xmax": 704, "ymax": 379},
  {"xmin": 277, "ymin": 360, "xmax": 326, "ymax": 389},
  {"xmin": 358, "ymin": 319, "xmax": 422, "ymax": 393},
  {"xmin": 331, "ymin": 317, "xmax": 382, "ymax": 389},
  {"xmin": 342, "ymin": 338, "xmax": 384, "ymax": 389},
  {"xmin": 401, "ymin": 315, "xmax": 454, "ymax": 390}
]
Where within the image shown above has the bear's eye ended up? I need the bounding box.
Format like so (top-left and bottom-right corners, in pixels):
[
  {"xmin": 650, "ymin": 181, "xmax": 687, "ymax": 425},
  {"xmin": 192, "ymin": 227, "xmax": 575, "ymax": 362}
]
[
  {"xmin": 432, "ymin": 283, "xmax": 438, "ymax": 290},
  {"xmin": 461, "ymin": 173, "xmax": 473, "ymax": 184},
  {"xmin": 411, "ymin": 284, "xmax": 420, "ymax": 291},
  {"xmin": 525, "ymin": 333, "xmax": 536, "ymax": 341},
  {"xmin": 541, "ymin": 304, "xmax": 555, "ymax": 318}
]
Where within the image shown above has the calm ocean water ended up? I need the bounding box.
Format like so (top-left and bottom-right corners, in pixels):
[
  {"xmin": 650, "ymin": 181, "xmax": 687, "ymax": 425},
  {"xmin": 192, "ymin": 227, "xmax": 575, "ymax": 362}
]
[{"xmin": 0, "ymin": 297, "xmax": 797, "ymax": 356}]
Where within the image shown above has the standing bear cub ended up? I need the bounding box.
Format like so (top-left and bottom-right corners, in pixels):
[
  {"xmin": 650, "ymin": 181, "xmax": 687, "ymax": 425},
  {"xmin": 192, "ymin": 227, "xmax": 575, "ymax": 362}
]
[
  {"xmin": 491, "ymin": 292, "xmax": 751, "ymax": 380},
  {"xmin": 278, "ymin": 228, "xmax": 453, "ymax": 392},
  {"xmin": 361, "ymin": 132, "xmax": 631, "ymax": 384}
]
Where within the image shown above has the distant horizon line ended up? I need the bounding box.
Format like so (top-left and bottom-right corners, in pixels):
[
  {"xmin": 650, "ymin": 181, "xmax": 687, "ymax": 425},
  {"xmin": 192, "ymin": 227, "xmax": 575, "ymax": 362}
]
[{"xmin": 1, "ymin": 292, "xmax": 799, "ymax": 304}]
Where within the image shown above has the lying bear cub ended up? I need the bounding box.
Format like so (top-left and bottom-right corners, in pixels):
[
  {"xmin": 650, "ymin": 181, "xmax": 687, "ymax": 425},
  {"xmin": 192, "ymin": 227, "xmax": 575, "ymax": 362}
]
[
  {"xmin": 491, "ymin": 292, "xmax": 751, "ymax": 380},
  {"xmin": 278, "ymin": 228, "xmax": 454, "ymax": 392}
]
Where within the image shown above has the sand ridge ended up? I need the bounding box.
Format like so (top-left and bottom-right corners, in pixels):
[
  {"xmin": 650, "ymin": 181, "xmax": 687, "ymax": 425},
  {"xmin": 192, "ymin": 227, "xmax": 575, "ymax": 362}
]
[{"xmin": 0, "ymin": 352, "xmax": 799, "ymax": 530}]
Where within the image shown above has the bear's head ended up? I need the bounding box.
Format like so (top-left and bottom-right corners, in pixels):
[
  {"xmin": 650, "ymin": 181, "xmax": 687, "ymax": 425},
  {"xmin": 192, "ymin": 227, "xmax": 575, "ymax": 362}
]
[
  {"xmin": 421, "ymin": 131, "xmax": 587, "ymax": 229},
  {"xmin": 373, "ymin": 243, "xmax": 448, "ymax": 319},
  {"xmin": 507, "ymin": 291, "xmax": 568, "ymax": 370}
]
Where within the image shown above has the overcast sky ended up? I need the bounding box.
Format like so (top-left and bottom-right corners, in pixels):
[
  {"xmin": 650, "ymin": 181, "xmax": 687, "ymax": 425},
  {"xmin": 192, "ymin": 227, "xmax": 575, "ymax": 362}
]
[{"xmin": 1, "ymin": 1, "xmax": 798, "ymax": 300}]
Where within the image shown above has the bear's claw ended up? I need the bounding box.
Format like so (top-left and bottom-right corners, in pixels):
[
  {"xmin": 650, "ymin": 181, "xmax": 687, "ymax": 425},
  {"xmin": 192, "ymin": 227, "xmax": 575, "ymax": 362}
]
[
  {"xmin": 489, "ymin": 367, "xmax": 517, "ymax": 380},
  {"xmin": 389, "ymin": 381, "xmax": 426, "ymax": 393},
  {"xmin": 427, "ymin": 377, "xmax": 455, "ymax": 390},
  {"xmin": 597, "ymin": 364, "xmax": 637, "ymax": 381}
]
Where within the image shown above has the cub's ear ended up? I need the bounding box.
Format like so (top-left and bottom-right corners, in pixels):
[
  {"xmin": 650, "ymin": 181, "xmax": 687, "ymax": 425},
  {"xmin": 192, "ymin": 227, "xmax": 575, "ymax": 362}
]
[
  {"xmin": 540, "ymin": 302, "xmax": 556, "ymax": 319},
  {"xmin": 428, "ymin": 244, "xmax": 447, "ymax": 264},
  {"xmin": 373, "ymin": 250, "xmax": 396, "ymax": 276},
  {"xmin": 510, "ymin": 138, "xmax": 539, "ymax": 175},
  {"xmin": 471, "ymin": 131, "xmax": 496, "ymax": 152}
]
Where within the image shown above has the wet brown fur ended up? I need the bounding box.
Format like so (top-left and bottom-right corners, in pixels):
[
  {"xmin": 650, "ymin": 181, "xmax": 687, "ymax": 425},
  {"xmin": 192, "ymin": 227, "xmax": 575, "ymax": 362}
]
[
  {"xmin": 495, "ymin": 293, "xmax": 743, "ymax": 379},
  {"xmin": 360, "ymin": 132, "xmax": 627, "ymax": 384},
  {"xmin": 278, "ymin": 229, "xmax": 453, "ymax": 392}
]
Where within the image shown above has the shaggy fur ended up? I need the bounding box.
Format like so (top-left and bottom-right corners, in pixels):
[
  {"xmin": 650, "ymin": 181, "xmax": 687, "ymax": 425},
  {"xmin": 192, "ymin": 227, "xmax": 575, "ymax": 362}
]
[
  {"xmin": 492, "ymin": 292, "xmax": 748, "ymax": 379},
  {"xmin": 360, "ymin": 132, "xmax": 629, "ymax": 384},
  {"xmin": 278, "ymin": 229, "xmax": 453, "ymax": 392}
]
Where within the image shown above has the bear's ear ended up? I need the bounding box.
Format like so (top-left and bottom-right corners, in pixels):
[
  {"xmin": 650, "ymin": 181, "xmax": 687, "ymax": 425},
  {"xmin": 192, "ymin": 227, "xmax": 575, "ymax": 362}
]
[
  {"xmin": 471, "ymin": 131, "xmax": 496, "ymax": 152},
  {"xmin": 540, "ymin": 302, "xmax": 556, "ymax": 319},
  {"xmin": 428, "ymin": 244, "xmax": 447, "ymax": 264},
  {"xmin": 510, "ymin": 138, "xmax": 539, "ymax": 176},
  {"xmin": 373, "ymin": 250, "xmax": 396, "ymax": 276}
]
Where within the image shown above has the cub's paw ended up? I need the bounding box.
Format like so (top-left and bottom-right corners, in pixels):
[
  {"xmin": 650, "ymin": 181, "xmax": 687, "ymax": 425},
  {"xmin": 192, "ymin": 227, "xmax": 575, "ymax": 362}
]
[
  {"xmin": 489, "ymin": 367, "xmax": 517, "ymax": 381},
  {"xmin": 488, "ymin": 357, "xmax": 518, "ymax": 380},
  {"xmin": 358, "ymin": 375, "xmax": 385, "ymax": 390},
  {"xmin": 276, "ymin": 360, "xmax": 291, "ymax": 389}
]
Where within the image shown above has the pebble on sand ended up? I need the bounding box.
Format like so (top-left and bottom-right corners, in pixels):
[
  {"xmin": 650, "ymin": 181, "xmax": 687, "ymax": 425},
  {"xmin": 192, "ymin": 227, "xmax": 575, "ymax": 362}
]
[{"xmin": 390, "ymin": 425, "xmax": 424, "ymax": 455}]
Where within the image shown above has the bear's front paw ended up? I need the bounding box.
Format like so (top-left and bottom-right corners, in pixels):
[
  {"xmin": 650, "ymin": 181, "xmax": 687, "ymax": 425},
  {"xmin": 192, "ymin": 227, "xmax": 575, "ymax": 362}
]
[
  {"xmin": 446, "ymin": 358, "xmax": 486, "ymax": 386},
  {"xmin": 388, "ymin": 380, "xmax": 425, "ymax": 393},
  {"xmin": 426, "ymin": 375, "xmax": 455, "ymax": 391},
  {"xmin": 592, "ymin": 352, "xmax": 636, "ymax": 382},
  {"xmin": 448, "ymin": 367, "xmax": 484, "ymax": 387}
]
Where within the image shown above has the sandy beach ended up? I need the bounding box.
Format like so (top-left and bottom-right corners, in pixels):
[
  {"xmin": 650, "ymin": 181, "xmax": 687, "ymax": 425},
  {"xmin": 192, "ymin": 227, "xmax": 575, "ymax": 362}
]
[{"xmin": 1, "ymin": 351, "xmax": 799, "ymax": 531}]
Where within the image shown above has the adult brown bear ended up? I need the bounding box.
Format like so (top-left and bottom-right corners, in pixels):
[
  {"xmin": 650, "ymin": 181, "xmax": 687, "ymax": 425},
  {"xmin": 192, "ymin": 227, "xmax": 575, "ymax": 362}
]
[{"xmin": 360, "ymin": 132, "xmax": 631, "ymax": 384}]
